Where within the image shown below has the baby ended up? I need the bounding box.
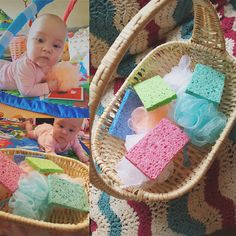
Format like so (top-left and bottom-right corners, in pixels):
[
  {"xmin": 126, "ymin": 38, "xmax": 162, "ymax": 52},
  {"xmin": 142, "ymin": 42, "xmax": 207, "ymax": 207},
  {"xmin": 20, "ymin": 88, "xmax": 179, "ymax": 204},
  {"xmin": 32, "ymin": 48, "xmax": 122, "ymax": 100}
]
[
  {"xmin": 23, "ymin": 118, "xmax": 89, "ymax": 165},
  {"xmin": 0, "ymin": 13, "xmax": 67, "ymax": 97}
]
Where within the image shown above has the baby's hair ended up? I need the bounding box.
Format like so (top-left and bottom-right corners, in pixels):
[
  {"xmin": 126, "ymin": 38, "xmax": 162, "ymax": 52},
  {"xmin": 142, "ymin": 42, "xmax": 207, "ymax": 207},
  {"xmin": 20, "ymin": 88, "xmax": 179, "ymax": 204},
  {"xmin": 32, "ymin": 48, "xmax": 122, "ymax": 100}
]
[
  {"xmin": 54, "ymin": 118, "xmax": 84, "ymax": 128},
  {"xmin": 29, "ymin": 13, "xmax": 68, "ymax": 39}
]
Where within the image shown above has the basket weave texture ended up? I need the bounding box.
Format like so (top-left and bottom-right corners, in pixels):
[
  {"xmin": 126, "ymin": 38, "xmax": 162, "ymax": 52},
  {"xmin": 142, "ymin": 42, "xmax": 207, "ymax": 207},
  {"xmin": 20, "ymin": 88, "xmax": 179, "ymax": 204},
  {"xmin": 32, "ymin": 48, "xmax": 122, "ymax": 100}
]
[
  {"xmin": 90, "ymin": 0, "xmax": 236, "ymax": 201},
  {"xmin": 0, "ymin": 148, "xmax": 89, "ymax": 234}
]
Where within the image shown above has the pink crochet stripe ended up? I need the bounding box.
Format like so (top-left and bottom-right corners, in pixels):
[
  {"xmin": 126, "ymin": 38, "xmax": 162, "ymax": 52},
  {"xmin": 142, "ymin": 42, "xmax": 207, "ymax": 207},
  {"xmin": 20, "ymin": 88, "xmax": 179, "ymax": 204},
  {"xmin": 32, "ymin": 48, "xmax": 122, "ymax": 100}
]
[
  {"xmin": 137, "ymin": 0, "xmax": 160, "ymax": 48},
  {"xmin": 114, "ymin": 78, "xmax": 125, "ymax": 95},
  {"xmin": 205, "ymin": 160, "xmax": 235, "ymax": 227},
  {"xmin": 127, "ymin": 201, "xmax": 152, "ymax": 236},
  {"xmin": 90, "ymin": 219, "xmax": 98, "ymax": 232},
  {"xmin": 221, "ymin": 17, "xmax": 236, "ymax": 56}
]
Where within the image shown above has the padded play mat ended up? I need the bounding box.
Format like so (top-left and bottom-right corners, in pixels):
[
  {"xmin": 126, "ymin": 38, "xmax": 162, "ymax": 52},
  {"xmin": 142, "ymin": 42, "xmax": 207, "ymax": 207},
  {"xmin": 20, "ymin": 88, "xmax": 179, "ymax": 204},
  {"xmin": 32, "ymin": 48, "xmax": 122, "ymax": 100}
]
[{"xmin": 0, "ymin": 88, "xmax": 89, "ymax": 118}]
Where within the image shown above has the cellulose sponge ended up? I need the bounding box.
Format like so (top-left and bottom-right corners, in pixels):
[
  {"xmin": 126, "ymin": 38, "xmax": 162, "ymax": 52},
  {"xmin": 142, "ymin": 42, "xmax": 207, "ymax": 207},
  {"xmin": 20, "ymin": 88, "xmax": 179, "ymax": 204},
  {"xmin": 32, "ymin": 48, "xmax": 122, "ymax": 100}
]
[
  {"xmin": 0, "ymin": 154, "xmax": 23, "ymax": 193},
  {"xmin": 108, "ymin": 88, "xmax": 143, "ymax": 140},
  {"xmin": 134, "ymin": 75, "xmax": 177, "ymax": 111},
  {"xmin": 125, "ymin": 118, "xmax": 189, "ymax": 180},
  {"xmin": 186, "ymin": 64, "xmax": 225, "ymax": 104},
  {"xmin": 26, "ymin": 157, "xmax": 63, "ymax": 174},
  {"xmin": 48, "ymin": 175, "xmax": 89, "ymax": 212}
]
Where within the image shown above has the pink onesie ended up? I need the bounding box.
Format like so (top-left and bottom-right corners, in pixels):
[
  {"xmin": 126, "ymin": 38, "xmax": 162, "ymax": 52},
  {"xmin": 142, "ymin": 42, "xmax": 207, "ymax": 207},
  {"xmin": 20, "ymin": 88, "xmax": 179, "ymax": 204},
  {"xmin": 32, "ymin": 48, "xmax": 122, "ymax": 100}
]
[
  {"xmin": 32, "ymin": 123, "xmax": 85, "ymax": 156},
  {"xmin": 0, "ymin": 54, "xmax": 49, "ymax": 97}
]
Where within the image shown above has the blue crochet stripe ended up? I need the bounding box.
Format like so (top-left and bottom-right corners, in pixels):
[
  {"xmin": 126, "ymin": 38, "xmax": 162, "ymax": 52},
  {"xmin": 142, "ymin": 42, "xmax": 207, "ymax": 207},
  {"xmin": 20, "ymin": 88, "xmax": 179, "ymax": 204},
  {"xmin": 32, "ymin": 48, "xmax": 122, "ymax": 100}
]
[
  {"xmin": 0, "ymin": 91, "xmax": 89, "ymax": 118},
  {"xmin": 230, "ymin": 0, "xmax": 236, "ymax": 10},
  {"xmin": 98, "ymin": 192, "xmax": 122, "ymax": 236},
  {"xmin": 167, "ymin": 194, "xmax": 206, "ymax": 236},
  {"xmin": 173, "ymin": 0, "xmax": 193, "ymax": 25}
]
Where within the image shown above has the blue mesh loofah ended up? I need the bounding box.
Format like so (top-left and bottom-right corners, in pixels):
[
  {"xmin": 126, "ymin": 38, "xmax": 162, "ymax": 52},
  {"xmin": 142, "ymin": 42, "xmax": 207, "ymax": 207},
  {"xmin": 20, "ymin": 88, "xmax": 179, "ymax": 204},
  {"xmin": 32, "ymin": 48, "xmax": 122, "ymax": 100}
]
[
  {"xmin": 108, "ymin": 88, "xmax": 143, "ymax": 140},
  {"xmin": 171, "ymin": 93, "xmax": 227, "ymax": 147},
  {"xmin": 9, "ymin": 171, "xmax": 49, "ymax": 220}
]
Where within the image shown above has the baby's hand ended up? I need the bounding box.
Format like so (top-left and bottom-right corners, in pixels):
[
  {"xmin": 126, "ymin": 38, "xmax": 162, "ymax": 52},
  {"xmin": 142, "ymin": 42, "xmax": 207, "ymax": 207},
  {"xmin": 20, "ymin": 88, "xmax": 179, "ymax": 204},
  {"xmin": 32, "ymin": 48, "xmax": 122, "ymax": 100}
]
[
  {"xmin": 80, "ymin": 155, "xmax": 90, "ymax": 165},
  {"xmin": 48, "ymin": 80, "xmax": 58, "ymax": 92}
]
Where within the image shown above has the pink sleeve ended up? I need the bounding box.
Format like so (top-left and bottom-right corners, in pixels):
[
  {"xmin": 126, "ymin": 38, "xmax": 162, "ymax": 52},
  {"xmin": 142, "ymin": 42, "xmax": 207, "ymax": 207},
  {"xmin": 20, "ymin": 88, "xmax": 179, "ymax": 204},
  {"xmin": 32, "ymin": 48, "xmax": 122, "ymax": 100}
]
[
  {"xmin": 15, "ymin": 60, "xmax": 50, "ymax": 97},
  {"xmin": 43, "ymin": 137, "xmax": 56, "ymax": 154},
  {"xmin": 72, "ymin": 138, "xmax": 86, "ymax": 157}
]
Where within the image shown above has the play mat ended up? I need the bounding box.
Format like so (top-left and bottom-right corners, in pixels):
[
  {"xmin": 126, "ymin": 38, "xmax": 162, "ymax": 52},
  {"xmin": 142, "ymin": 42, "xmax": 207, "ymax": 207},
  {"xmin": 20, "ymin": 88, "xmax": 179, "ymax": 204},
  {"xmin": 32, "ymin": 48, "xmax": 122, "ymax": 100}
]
[
  {"xmin": 0, "ymin": 119, "xmax": 90, "ymax": 162},
  {"xmin": 90, "ymin": 0, "xmax": 236, "ymax": 235}
]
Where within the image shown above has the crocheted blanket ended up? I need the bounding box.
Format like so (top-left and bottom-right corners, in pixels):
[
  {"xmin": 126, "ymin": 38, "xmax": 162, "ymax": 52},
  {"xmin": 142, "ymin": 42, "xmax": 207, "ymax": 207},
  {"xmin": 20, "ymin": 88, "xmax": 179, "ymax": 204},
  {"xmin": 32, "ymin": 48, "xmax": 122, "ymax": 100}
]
[{"xmin": 91, "ymin": 0, "xmax": 236, "ymax": 235}]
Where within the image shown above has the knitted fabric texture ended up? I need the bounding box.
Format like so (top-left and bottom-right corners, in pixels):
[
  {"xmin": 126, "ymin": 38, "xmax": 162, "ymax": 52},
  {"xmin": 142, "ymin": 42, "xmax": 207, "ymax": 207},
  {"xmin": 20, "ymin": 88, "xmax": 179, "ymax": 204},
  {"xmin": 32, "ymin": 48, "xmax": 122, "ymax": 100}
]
[
  {"xmin": 48, "ymin": 175, "xmax": 89, "ymax": 212},
  {"xmin": 125, "ymin": 118, "xmax": 189, "ymax": 179},
  {"xmin": 26, "ymin": 157, "xmax": 64, "ymax": 174},
  {"xmin": 90, "ymin": 0, "xmax": 193, "ymax": 77}
]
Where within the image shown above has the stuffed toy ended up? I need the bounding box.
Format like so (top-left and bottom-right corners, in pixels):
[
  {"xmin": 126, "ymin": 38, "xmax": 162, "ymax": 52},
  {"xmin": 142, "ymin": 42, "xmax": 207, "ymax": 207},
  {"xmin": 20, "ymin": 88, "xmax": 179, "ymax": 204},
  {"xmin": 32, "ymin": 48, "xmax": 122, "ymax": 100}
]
[{"xmin": 45, "ymin": 61, "xmax": 81, "ymax": 92}]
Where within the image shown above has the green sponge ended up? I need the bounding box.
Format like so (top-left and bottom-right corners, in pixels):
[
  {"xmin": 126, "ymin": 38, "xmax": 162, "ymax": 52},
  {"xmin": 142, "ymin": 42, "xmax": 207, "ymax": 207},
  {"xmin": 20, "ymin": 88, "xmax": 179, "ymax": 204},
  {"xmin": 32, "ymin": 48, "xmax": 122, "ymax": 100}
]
[
  {"xmin": 48, "ymin": 175, "xmax": 89, "ymax": 212},
  {"xmin": 134, "ymin": 75, "xmax": 177, "ymax": 111},
  {"xmin": 26, "ymin": 157, "xmax": 64, "ymax": 174},
  {"xmin": 186, "ymin": 64, "xmax": 225, "ymax": 104}
]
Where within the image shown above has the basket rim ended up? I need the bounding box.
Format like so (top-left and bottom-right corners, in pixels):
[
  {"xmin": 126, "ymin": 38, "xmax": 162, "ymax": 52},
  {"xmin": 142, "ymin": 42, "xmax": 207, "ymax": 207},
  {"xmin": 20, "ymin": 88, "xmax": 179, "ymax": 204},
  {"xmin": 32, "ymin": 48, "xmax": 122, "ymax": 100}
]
[
  {"xmin": 0, "ymin": 148, "xmax": 89, "ymax": 231},
  {"xmin": 91, "ymin": 40, "xmax": 236, "ymax": 201}
]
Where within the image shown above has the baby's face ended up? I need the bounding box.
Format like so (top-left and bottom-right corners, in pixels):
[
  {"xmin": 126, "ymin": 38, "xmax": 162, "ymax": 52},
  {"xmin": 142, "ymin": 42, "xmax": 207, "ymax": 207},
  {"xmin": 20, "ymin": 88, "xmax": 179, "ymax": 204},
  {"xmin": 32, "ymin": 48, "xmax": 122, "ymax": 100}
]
[
  {"xmin": 53, "ymin": 119, "xmax": 81, "ymax": 144},
  {"xmin": 27, "ymin": 16, "xmax": 66, "ymax": 70}
]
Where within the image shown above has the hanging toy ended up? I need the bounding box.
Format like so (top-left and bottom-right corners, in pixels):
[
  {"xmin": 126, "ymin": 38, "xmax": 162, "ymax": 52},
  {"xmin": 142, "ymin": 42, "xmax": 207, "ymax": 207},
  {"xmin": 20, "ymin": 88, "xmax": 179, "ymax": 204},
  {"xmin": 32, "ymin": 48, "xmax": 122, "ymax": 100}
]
[
  {"xmin": 63, "ymin": 0, "xmax": 78, "ymax": 23},
  {"xmin": 0, "ymin": 0, "xmax": 54, "ymax": 57}
]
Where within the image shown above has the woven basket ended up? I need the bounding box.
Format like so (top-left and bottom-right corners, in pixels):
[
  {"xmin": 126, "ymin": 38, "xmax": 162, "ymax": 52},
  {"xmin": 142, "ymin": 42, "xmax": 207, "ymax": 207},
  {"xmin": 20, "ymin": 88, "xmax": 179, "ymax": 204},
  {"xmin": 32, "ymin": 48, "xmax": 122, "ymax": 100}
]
[
  {"xmin": 0, "ymin": 148, "xmax": 89, "ymax": 233},
  {"xmin": 90, "ymin": 0, "xmax": 236, "ymax": 201},
  {"xmin": 9, "ymin": 35, "xmax": 26, "ymax": 61}
]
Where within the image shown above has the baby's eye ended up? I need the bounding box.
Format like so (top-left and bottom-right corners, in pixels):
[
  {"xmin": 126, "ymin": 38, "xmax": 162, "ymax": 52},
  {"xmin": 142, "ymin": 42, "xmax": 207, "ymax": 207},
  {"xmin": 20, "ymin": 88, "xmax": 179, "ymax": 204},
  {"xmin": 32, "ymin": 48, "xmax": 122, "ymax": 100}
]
[
  {"xmin": 60, "ymin": 125, "xmax": 64, "ymax": 128},
  {"xmin": 53, "ymin": 44, "xmax": 61, "ymax": 49},
  {"xmin": 69, "ymin": 129, "xmax": 74, "ymax": 132},
  {"xmin": 35, "ymin": 37, "xmax": 44, "ymax": 43}
]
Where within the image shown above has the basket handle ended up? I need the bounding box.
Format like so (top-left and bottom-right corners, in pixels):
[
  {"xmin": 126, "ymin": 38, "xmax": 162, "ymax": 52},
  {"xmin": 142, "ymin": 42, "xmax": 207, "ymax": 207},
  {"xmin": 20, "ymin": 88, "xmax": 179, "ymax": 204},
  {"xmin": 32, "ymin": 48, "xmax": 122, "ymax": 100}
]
[
  {"xmin": 191, "ymin": 0, "xmax": 225, "ymax": 51},
  {"xmin": 90, "ymin": 0, "xmax": 225, "ymax": 124}
]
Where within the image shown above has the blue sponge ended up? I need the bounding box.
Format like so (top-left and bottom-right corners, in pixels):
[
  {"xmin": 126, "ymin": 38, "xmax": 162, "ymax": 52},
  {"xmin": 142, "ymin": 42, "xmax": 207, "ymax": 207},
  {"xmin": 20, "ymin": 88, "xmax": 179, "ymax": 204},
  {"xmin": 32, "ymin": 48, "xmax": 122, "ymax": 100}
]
[
  {"xmin": 108, "ymin": 88, "xmax": 143, "ymax": 140},
  {"xmin": 186, "ymin": 64, "xmax": 225, "ymax": 104}
]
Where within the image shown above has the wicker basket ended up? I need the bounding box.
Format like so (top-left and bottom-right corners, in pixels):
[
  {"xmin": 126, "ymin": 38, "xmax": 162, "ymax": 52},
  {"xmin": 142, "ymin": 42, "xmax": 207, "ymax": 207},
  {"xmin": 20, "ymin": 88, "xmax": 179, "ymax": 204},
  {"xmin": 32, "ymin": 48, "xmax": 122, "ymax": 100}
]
[
  {"xmin": 0, "ymin": 148, "xmax": 89, "ymax": 233},
  {"xmin": 90, "ymin": 0, "xmax": 236, "ymax": 201},
  {"xmin": 9, "ymin": 35, "xmax": 26, "ymax": 61}
]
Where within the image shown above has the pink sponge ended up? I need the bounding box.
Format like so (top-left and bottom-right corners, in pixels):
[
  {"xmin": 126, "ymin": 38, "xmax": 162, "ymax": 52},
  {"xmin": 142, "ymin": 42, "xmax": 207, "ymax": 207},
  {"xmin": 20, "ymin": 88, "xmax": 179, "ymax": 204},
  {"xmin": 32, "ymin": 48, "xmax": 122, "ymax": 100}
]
[
  {"xmin": 125, "ymin": 118, "xmax": 189, "ymax": 180},
  {"xmin": 0, "ymin": 154, "xmax": 23, "ymax": 193}
]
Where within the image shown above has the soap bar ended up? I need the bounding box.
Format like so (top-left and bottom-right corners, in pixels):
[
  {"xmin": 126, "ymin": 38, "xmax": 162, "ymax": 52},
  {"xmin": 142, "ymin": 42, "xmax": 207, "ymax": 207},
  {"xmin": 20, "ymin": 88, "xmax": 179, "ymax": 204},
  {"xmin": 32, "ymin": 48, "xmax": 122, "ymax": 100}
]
[{"xmin": 134, "ymin": 75, "xmax": 177, "ymax": 111}]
